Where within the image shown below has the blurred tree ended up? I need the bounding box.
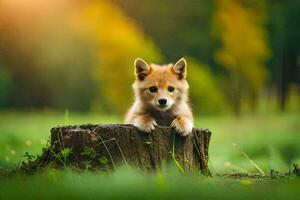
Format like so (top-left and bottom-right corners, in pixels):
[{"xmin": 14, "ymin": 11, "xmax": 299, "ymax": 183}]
[
  {"xmin": 0, "ymin": 64, "xmax": 11, "ymax": 108},
  {"xmin": 0, "ymin": 0, "xmax": 298, "ymax": 114},
  {"xmin": 213, "ymin": 0, "xmax": 270, "ymax": 114},
  {"xmin": 71, "ymin": 0, "xmax": 162, "ymax": 114},
  {"xmin": 113, "ymin": 0, "xmax": 215, "ymax": 67},
  {"xmin": 187, "ymin": 58, "xmax": 229, "ymax": 114},
  {"xmin": 0, "ymin": 1, "xmax": 96, "ymax": 111},
  {"xmin": 266, "ymin": 0, "xmax": 300, "ymax": 111}
]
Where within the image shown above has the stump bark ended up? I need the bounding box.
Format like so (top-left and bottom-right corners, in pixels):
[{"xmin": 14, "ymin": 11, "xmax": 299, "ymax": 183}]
[{"xmin": 36, "ymin": 124, "xmax": 211, "ymax": 173}]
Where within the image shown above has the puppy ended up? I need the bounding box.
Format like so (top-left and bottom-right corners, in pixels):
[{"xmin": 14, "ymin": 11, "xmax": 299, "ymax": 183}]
[{"xmin": 124, "ymin": 58, "xmax": 193, "ymax": 136}]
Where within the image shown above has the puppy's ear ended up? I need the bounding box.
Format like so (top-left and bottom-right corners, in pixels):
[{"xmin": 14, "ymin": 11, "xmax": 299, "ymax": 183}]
[
  {"xmin": 134, "ymin": 58, "xmax": 151, "ymax": 80},
  {"xmin": 172, "ymin": 58, "xmax": 187, "ymax": 79}
]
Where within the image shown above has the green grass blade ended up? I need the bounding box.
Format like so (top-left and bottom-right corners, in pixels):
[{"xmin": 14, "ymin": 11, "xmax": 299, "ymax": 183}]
[
  {"xmin": 98, "ymin": 134, "xmax": 116, "ymax": 169},
  {"xmin": 172, "ymin": 133, "xmax": 185, "ymax": 173}
]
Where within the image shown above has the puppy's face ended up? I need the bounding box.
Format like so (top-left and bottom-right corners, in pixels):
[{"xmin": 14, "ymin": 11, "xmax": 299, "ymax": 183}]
[{"xmin": 133, "ymin": 58, "xmax": 189, "ymax": 111}]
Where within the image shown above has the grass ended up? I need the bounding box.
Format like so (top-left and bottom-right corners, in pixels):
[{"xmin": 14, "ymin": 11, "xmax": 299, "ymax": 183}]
[
  {"xmin": 0, "ymin": 167, "xmax": 300, "ymax": 200},
  {"xmin": 0, "ymin": 168, "xmax": 300, "ymax": 200},
  {"xmin": 0, "ymin": 110, "xmax": 299, "ymax": 199}
]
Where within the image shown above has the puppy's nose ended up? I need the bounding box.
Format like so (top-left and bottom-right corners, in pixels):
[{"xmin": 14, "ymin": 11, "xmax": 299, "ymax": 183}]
[{"xmin": 158, "ymin": 98, "xmax": 167, "ymax": 105}]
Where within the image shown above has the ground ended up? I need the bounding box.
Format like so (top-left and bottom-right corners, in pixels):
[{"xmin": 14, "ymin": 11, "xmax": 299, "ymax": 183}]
[{"xmin": 0, "ymin": 111, "xmax": 299, "ymax": 199}]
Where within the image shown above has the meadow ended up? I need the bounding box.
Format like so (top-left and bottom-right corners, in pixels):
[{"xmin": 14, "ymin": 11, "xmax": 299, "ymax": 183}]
[
  {"xmin": 0, "ymin": 0, "xmax": 299, "ymax": 199},
  {"xmin": 0, "ymin": 111, "xmax": 299, "ymax": 199}
]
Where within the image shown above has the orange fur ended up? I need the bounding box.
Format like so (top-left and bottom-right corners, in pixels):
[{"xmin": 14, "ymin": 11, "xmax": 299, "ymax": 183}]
[{"xmin": 124, "ymin": 58, "xmax": 194, "ymax": 136}]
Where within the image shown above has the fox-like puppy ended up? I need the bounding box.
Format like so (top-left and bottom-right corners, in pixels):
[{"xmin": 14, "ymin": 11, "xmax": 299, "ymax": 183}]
[{"xmin": 124, "ymin": 58, "xmax": 193, "ymax": 136}]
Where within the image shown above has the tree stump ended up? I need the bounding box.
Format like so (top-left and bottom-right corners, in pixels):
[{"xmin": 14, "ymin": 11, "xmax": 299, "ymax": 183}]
[{"xmin": 31, "ymin": 124, "xmax": 211, "ymax": 174}]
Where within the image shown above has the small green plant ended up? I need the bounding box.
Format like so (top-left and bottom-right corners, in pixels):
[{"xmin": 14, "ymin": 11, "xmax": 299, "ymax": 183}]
[
  {"xmin": 22, "ymin": 152, "xmax": 36, "ymax": 162},
  {"xmin": 61, "ymin": 148, "xmax": 72, "ymax": 163},
  {"xmin": 81, "ymin": 147, "xmax": 97, "ymax": 158},
  {"xmin": 55, "ymin": 147, "xmax": 73, "ymax": 166},
  {"xmin": 99, "ymin": 156, "xmax": 109, "ymax": 165}
]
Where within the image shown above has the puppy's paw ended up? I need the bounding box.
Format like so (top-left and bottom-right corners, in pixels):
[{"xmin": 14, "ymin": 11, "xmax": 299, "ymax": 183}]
[
  {"xmin": 133, "ymin": 116, "xmax": 157, "ymax": 133},
  {"xmin": 171, "ymin": 116, "xmax": 193, "ymax": 136}
]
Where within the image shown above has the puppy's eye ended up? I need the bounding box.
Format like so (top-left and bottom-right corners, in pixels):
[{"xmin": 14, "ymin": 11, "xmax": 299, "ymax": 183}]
[
  {"xmin": 149, "ymin": 86, "xmax": 157, "ymax": 93},
  {"xmin": 168, "ymin": 86, "xmax": 175, "ymax": 93}
]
